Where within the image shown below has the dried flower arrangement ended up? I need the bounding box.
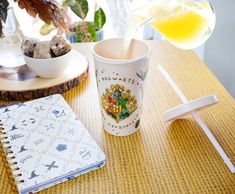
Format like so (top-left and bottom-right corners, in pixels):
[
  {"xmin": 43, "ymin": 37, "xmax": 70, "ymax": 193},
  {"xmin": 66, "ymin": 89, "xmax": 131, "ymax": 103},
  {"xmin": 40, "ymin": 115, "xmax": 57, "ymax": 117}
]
[{"xmin": 0, "ymin": 0, "xmax": 66, "ymax": 38}]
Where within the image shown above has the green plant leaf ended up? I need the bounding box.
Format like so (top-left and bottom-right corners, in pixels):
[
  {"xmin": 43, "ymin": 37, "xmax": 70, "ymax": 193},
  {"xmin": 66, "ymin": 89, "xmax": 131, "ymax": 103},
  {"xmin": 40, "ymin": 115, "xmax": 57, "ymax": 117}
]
[
  {"xmin": 64, "ymin": 0, "xmax": 88, "ymax": 20},
  {"xmin": 94, "ymin": 8, "xmax": 106, "ymax": 30},
  {"xmin": 75, "ymin": 22, "xmax": 97, "ymax": 42}
]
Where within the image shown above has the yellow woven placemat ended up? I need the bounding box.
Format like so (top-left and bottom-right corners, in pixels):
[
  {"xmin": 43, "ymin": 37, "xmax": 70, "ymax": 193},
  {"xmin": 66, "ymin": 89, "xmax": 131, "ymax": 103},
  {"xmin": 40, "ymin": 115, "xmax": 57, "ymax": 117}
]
[{"xmin": 0, "ymin": 41, "xmax": 234, "ymax": 194}]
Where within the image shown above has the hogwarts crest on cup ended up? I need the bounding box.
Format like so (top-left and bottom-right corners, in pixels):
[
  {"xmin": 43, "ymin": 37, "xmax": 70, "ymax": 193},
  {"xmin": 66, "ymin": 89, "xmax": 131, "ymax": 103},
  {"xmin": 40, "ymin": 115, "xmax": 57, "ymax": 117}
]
[{"xmin": 92, "ymin": 38, "xmax": 151, "ymax": 136}]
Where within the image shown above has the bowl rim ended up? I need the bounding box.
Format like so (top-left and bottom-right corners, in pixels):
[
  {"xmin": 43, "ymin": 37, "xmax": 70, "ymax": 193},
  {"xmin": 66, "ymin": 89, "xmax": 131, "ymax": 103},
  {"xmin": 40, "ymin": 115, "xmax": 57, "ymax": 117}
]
[{"xmin": 24, "ymin": 48, "xmax": 73, "ymax": 61}]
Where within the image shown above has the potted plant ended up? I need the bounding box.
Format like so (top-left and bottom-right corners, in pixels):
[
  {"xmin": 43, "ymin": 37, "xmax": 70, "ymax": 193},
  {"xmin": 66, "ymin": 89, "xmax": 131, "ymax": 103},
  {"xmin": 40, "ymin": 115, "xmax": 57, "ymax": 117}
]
[
  {"xmin": 40, "ymin": 0, "xmax": 106, "ymax": 42},
  {"xmin": 0, "ymin": 0, "xmax": 105, "ymax": 43},
  {"xmin": 63, "ymin": 0, "xmax": 106, "ymax": 42}
]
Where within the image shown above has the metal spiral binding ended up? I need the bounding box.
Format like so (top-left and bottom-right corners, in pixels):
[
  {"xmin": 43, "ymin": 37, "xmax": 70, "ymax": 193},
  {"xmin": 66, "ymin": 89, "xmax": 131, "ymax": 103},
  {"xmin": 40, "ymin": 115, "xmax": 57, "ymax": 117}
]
[{"xmin": 0, "ymin": 120, "xmax": 25, "ymax": 185}]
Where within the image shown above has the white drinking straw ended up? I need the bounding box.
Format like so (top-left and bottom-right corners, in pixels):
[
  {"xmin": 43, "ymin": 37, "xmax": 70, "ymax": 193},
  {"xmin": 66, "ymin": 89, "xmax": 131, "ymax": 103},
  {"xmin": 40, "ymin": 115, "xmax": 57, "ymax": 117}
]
[{"xmin": 158, "ymin": 65, "xmax": 235, "ymax": 173}]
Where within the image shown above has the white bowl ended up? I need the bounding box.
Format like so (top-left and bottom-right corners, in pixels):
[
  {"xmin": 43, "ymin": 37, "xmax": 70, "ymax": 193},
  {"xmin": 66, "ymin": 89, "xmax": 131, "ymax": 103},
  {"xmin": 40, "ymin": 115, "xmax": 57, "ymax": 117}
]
[{"xmin": 24, "ymin": 50, "xmax": 73, "ymax": 78}]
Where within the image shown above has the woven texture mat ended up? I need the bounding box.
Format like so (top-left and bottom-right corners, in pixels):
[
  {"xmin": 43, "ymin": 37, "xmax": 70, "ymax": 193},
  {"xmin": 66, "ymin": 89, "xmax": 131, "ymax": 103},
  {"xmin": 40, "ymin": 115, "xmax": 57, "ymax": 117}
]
[{"xmin": 0, "ymin": 41, "xmax": 235, "ymax": 194}]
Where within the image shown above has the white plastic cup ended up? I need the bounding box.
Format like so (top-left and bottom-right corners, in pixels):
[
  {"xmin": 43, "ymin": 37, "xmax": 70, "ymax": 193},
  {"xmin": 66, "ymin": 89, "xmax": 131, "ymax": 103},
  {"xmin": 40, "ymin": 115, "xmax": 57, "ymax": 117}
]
[{"xmin": 92, "ymin": 38, "xmax": 151, "ymax": 136}]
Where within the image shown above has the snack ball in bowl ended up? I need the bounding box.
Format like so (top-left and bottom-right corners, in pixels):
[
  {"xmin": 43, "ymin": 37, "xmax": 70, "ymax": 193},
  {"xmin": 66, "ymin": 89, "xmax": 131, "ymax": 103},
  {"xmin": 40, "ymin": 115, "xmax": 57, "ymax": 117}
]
[{"xmin": 22, "ymin": 36, "xmax": 72, "ymax": 79}]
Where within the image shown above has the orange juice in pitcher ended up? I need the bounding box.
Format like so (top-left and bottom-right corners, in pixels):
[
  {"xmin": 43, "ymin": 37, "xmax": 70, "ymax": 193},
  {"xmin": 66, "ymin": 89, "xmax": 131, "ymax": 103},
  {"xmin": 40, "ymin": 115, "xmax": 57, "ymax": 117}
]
[{"xmin": 123, "ymin": 0, "xmax": 215, "ymax": 56}]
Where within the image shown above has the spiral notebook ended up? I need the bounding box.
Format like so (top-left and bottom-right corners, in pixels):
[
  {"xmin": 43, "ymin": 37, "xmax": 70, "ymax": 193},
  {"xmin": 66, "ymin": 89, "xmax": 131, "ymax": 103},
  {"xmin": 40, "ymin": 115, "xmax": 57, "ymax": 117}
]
[{"xmin": 0, "ymin": 94, "xmax": 106, "ymax": 194}]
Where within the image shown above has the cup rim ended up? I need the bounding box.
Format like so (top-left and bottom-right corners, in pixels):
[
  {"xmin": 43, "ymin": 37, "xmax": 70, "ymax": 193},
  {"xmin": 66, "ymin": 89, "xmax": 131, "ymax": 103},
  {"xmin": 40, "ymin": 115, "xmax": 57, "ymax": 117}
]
[{"xmin": 92, "ymin": 38, "xmax": 151, "ymax": 65}]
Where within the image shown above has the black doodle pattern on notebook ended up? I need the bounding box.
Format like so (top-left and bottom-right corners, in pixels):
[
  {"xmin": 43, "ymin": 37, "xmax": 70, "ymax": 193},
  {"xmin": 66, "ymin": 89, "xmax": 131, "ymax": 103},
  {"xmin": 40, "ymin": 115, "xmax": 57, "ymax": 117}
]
[
  {"xmin": 18, "ymin": 103, "xmax": 26, "ymax": 108},
  {"xmin": 45, "ymin": 161, "xmax": 58, "ymax": 171},
  {"xmin": 79, "ymin": 148, "xmax": 92, "ymax": 160},
  {"xmin": 33, "ymin": 138, "xmax": 45, "ymax": 146},
  {"xmin": 29, "ymin": 118, "xmax": 36, "ymax": 124},
  {"xmin": 3, "ymin": 108, "xmax": 10, "ymax": 113},
  {"xmin": 66, "ymin": 128, "xmax": 77, "ymax": 136},
  {"xmin": 52, "ymin": 109, "xmax": 66, "ymax": 118},
  {"xmin": 44, "ymin": 123, "xmax": 54, "ymax": 131},
  {"xmin": 10, "ymin": 134, "xmax": 24, "ymax": 141},
  {"xmin": 21, "ymin": 118, "xmax": 36, "ymax": 126},
  {"xmin": 10, "ymin": 125, "xmax": 18, "ymax": 131},
  {"xmin": 18, "ymin": 145, "xmax": 28, "ymax": 153},
  {"xmin": 28, "ymin": 170, "xmax": 39, "ymax": 179},
  {"xmin": 56, "ymin": 144, "xmax": 67, "ymax": 152},
  {"xmin": 34, "ymin": 106, "xmax": 45, "ymax": 112}
]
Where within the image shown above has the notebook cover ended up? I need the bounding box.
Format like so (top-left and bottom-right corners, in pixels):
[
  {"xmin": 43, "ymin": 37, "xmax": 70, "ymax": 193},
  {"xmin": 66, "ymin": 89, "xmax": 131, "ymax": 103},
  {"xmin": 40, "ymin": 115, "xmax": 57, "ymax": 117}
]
[{"xmin": 0, "ymin": 94, "xmax": 106, "ymax": 194}]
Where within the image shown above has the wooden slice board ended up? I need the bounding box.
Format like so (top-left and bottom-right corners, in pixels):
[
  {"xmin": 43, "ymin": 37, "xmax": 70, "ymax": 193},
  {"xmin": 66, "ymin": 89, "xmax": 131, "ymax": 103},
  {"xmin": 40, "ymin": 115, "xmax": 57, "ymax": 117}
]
[{"xmin": 0, "ymin": 50, "xmax": 89, "ymax": 101}]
